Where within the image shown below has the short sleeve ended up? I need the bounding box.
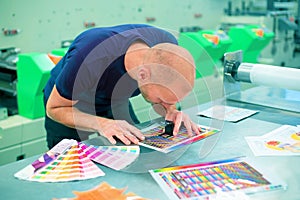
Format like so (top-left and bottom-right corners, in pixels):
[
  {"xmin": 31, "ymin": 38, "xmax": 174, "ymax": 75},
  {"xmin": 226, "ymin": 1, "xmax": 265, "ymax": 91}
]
[{"xmin": 55, "ymin": 47, "xmax": 89, "ymax": 100}]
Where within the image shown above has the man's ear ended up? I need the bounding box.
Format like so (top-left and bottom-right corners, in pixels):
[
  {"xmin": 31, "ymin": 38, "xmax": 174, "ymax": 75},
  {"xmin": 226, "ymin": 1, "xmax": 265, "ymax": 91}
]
[{"xmin": 137, "ymin": 67, "xmax": 151, "ymax": 82}]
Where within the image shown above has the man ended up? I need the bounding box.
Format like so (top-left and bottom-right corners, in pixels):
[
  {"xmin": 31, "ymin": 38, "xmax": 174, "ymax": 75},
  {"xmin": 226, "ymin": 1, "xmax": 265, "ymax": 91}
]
[{"xmin": 44, "ymin": 24, "xmax": 201, "ymax": 149}]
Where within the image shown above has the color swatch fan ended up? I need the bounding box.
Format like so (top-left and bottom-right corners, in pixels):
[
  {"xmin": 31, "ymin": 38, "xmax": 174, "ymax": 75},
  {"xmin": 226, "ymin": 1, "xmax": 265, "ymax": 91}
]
[
  {"xmin": 79, "ymin": 143, "xmax": 140, "ymax": 170},
  {"xmin": 139, "ymin": 123, "xmax": 219, "ymax": 153},
  {"xmin": 149, "ymin": 158, "xmax": 286, "ymax": 200},
  {"xmin": 14, "ymin": 139, "xmax": 105, "ymax": 182}
]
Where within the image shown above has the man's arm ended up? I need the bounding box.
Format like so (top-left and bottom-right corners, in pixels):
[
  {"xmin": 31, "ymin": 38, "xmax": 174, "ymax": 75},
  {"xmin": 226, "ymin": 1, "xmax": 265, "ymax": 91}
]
[{"xmin": 46, "ymin": 85, "xmax": 144, "ymax": 145}]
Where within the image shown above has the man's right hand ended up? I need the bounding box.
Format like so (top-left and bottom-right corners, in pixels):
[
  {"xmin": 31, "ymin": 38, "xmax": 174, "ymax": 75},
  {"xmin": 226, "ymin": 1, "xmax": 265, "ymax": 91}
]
[
  {"xmin": 97, "ymin": 118, "xmax": 145, "ymax": 145},
  {"xmin": 47, "ymin": 85, "xmax": 144, "ymax": 145}
]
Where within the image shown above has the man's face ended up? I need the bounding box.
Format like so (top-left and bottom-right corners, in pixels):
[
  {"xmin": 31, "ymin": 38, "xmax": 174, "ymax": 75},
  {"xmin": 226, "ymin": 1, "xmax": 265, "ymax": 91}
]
[{"xmin": 139, "ymin": 83, "xmax": 187, "ymax": 114}]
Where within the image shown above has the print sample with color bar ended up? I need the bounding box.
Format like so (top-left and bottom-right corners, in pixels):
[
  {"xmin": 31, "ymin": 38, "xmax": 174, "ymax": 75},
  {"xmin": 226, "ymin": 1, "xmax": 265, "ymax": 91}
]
[
  {"xmin": 149, "ymin": 158, "xmax": 286, "ymax": 200},
  {"xmin": 139, "ymin": 123, "xmax": 219, "ymax": 153}
]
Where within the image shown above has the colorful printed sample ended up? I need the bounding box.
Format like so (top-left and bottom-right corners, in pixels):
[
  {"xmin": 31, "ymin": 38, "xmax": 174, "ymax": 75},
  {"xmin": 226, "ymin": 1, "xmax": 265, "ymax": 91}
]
[
  {"xmin": 245, "ymin": 125, "xmax": 300, "ymax": 156},
  {"xmin": 139, "ymin": 123, "xmax": 219, "ymax": 153},
  {"xmin": 53, "ymin": 182, "xmax": 150, "ymax": 200},
  {"xmin": 14, "ymin": 139, "xmax": 105, "ymax": 182},
  {"xmin": 149, "ymin": 158, "xmax": 285, "ymax": 200},
  {"xmin": 79, "ymin": 143, "xmax": 140, "ymax": 170}
]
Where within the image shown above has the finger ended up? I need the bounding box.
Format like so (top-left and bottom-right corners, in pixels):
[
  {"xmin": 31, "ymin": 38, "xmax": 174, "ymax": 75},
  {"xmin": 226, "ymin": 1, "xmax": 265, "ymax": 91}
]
[
  {"xmin": 124, "ymin": 123, "xmax": 145, "ymax": 141},
  {"xmin": 164, "ymin": 113, "xmax": 173, "ymax": 122},
  {"xmin": 116, "ymin": 134, "xmax": 131, "ymax": 145},
  {"xmin": 192, "ymin": 123, "xmax": 201, "ymax": 135},
  {"xmin": 122, "ymin": 121, "xmax": 145, "ymax": 140},
  {"xmin": 183, "ymin": 119, "xmax": 193, "ymax": 136},
  {"xmin": 106, "ymin": 136, "xmax": 117, "ymax": 145},
  {"xmin": 123, "ymin": 131, "xmax": 140, "ymax": 144},
  {"xmin": 173, "ymin": 112, "xmax": 183, "ymax": 136}
]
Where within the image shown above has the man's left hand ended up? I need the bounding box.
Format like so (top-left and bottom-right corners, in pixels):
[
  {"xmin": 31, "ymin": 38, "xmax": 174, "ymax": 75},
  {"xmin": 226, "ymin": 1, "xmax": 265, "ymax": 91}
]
[{"xmin": 165, "ymin": 110, "xmax": 201, "ymax": 136}]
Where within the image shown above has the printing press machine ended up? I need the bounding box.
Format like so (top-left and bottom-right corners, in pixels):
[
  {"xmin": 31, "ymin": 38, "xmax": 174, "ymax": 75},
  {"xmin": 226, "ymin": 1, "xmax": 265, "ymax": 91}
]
[
  {"xmin": 0, "ymin": 47, "xmax": 19, "ymax": 119},
  {"xmin": 0, "ymin": 47, "xmax": 55, "ymax": 166}
]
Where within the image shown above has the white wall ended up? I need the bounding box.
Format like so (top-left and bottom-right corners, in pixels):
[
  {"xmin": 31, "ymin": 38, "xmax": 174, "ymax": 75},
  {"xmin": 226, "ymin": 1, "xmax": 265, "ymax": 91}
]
[{"xmin": 0, "ymin": 0, "xmax": 247, "ymax": 53}]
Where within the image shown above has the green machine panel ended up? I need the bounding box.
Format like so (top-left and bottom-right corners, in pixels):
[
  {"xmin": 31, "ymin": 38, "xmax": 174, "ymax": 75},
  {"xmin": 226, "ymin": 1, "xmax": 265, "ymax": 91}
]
[
  {"xmin": 178, "ymin": 30, "xmax": 232, "ymax": 78},
  {"xmin": 227, "ymin": 25, "xmax": 274, "ymax": 63},
  {"xmin": 51, "ymin": 48, "xmax": 68, "ymax": 56},
  {"xmin": 17, "ymin": 53, "xmax": 54, "ymax": 119}
]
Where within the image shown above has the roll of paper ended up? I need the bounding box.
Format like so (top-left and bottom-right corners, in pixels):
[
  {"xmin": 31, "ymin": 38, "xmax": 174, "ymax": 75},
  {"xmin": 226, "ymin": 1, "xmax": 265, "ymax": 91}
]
[{"xmin": 239, "ymin": 63, "xmax": 300, "ymax": 91}]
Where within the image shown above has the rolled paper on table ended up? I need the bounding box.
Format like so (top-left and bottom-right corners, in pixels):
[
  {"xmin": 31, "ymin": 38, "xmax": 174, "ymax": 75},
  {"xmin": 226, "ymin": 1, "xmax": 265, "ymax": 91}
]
[{"xmin": 236, "ymin": 63, "xmax": 300, "ymax": 91}]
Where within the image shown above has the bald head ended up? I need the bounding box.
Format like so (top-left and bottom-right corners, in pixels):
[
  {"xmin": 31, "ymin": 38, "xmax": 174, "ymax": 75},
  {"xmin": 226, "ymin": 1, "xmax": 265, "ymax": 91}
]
[
  {"xmin": 143, "ymin": 43, "xmax": 196, "ymax": 95},
  {"xmin": 150, "ymin": 43, "xmax": 195, "ymax": 64},
  {"xmin": 125, "ymin": 41, "xmax": 196, "ymax": 103}
]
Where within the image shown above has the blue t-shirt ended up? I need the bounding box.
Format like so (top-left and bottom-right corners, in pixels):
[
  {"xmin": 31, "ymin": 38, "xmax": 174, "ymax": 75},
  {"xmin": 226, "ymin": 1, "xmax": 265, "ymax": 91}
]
[{"xmin": 44, "ymin": 24, "xmax": 177, "ymax": 122}]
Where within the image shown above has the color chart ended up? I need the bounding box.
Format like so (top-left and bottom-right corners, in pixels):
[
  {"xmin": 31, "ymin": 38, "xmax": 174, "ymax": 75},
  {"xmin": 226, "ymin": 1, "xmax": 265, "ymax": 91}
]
[
  {"xmin": 79, "ymin": 143, "xmax": 140, "ymax": 170},
  {"xmin": 139, "ymin": 123, "xmax": 219, "ymax": 153},
  {"xmin": 149, "ymin": 158, "xmax": 286, "ymax": 200},
  {"xmin": 14, "ymin": 139, "xmax": 77, "ymax": 180},
  {"xmin": 14, "ymin": 139, "xmax": 140, "ymax": 182},
  {"xmin": 15, "ymin": 139, "xmax": 105, "ymax": 182}
]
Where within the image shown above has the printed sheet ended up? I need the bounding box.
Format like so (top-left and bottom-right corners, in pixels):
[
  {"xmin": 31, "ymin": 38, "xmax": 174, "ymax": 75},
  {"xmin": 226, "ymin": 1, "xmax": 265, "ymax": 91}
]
[
  {"xmin": 149, "ymin": 158, "xmax": 286, "ymax": 200},
  {"xmin": 198, "ymin": 105, "xmax": 258, "ymax": 122},
  {"xmin": 139, "ymin": 123, "xmax": 219, "ymax": 153},
  {"xmin": 245, "ymin": 125, "xmax": 300, "ymax": 156}
]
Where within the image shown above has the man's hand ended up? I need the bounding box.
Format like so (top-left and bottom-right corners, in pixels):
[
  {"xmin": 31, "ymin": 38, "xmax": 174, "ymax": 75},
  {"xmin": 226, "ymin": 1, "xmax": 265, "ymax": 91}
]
[
  {"xmin": 96, "ymin": 118, "xmax": 145, "ymax": 145},
  {"xmin": 165, "ymin": 109, "xmax": 201, "ymax": 136},
  {"xmin": 47, "ymin": 85, "xmax": 144, "ymax": 146}
]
